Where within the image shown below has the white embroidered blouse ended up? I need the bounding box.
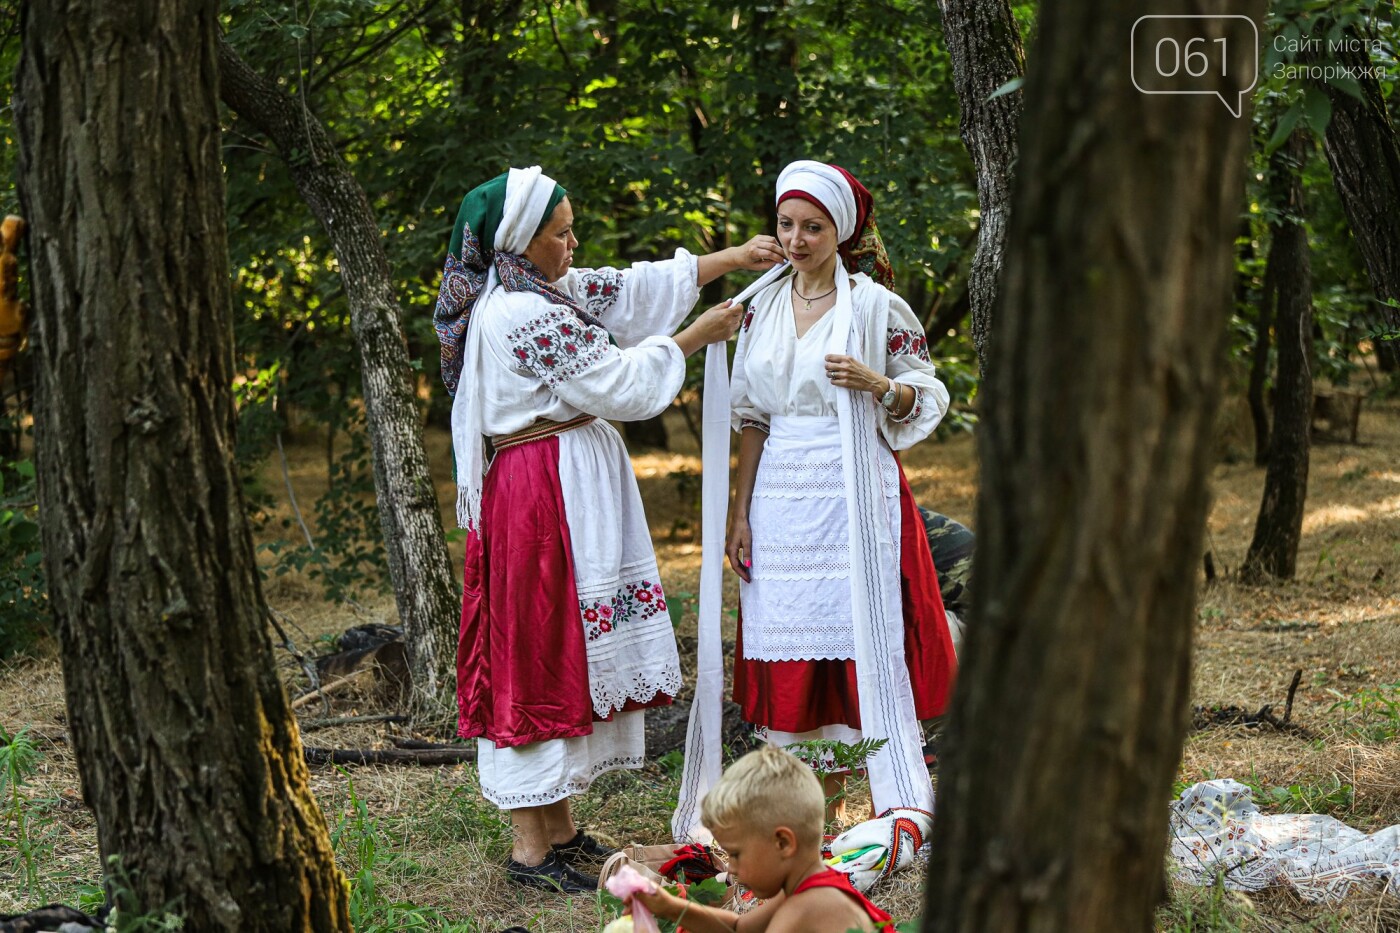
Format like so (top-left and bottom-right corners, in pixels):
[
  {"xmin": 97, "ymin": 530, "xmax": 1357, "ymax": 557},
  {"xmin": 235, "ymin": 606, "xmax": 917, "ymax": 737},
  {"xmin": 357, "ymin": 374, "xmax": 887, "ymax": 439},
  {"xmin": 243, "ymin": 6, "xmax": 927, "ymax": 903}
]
[
  {"xmin": 731, "ymin": 272, "xmax": 950, "ymax": 444},
  {"xmin": 468, "ymin": 250, "xmax": 699, "ymax": 436}
]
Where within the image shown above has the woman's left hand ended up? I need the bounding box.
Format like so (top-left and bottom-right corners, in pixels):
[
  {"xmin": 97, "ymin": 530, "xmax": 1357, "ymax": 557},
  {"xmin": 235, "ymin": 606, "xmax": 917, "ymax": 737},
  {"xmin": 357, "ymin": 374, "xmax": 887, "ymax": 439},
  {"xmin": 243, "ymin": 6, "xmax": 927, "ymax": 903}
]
[
  {"xmin": 824, "ymin": 354, "xmax": 888, "ymax": 399},
  {"xmin": 733, "ymin": 235, "xmax": 786, "ymax": 271}
]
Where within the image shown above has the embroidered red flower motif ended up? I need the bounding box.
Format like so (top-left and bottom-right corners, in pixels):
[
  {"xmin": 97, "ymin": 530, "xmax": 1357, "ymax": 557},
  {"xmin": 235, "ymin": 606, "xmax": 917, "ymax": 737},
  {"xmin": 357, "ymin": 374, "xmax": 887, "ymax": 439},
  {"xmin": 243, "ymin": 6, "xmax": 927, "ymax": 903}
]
[
  {"xmin": 652, "ymin": 584, "xmax": 663, "ymax": 595},
  {"xmin": 582, "ymin": 331, "xmax": 597, "ymax": 343},
  {"xmin": 535, "ymin": 334, "xmax": 553, "ymax": 348},
  {"xmin": 742, "ymin": 310, "xmax": 754, "ymax": 331},
  {"xmin": 560, "ymin": 323, "xmax": 575, "ymax": 337},
  {"xmin": 541, "ymin": 354, "xmax": 557, "ymax": 367},
  {"xmin": 888, "ymin": 332, "xmax": 906, "ymax": 354},
  {"xmin": 599, "ymin": 621, "xmax": 612, "ymax": 633},
  {"xmin": 584, "ymin": 608, "xmax": 599, "ymax": 622},
  {"xmin": 600, "ymin": 605, "xmax": 613, "ymax": 619},
  {"xmin": 657, "ymin": 600, "xmax": 667, "ymax": 611},
  {"xmin": 514, "ymin": 348, "xmax": 529, "ymax": 361},
  {"xmin": 587, "ymin": 281, "xmax": 600, "ymax": 296},
  {"xmin": 636, "ymin": 589, "xmax": 652, "ymax": 603},
  {"xmin": 602, "ymin": 283, "xmax": 617, "ymax": 297},
  {"xmin": 564, "ymin": 342, "xmax": 578, "ymax": 354}
]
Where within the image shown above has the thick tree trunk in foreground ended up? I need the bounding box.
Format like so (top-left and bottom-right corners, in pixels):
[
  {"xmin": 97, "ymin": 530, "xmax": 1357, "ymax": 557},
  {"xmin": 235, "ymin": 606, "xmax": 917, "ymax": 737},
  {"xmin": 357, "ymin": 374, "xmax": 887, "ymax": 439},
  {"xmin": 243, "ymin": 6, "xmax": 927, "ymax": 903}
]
[
  {"xmin": 924, "ymin": 3, "xmax": 1258, "ymax": 930},
  {"xmin": 937, "ymin": 0, "xmax": 1025, "ymax": 377},
  {"xmin": 1314, "ymin": 30, "xmax": 1400, "ymax": 368},
  {"xmin": 1243, "ymin": 131, "xmax": 1313, "ymax": 582},
  {"xmin": 217, "ymin": 38, "xmax": 459, "ymax": 721},
  {"xmin": 14, "ymin": 3, "xmax": 350, "ymax": 928}
]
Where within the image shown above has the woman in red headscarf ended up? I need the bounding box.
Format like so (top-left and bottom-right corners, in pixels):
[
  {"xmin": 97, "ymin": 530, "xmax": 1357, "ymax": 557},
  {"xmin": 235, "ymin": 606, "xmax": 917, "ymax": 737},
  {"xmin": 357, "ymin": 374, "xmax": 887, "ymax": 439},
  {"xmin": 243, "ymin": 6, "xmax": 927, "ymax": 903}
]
[{"xmin": 724, "ymin": 160, "xmax": 955, "ymax": 821}]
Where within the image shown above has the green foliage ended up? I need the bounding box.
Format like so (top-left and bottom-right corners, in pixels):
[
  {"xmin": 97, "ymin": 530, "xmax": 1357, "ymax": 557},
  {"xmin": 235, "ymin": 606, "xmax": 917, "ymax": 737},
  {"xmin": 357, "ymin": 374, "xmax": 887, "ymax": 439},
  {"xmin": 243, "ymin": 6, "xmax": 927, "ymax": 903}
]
[
  {"xmin": 258, "ymin": 420, "xmax": 391, "ymax": 602},
  {"xmin": 330, "ymin": 770, "xmax": 484, "ymax": 931},
  {"xmin": 784, "ymin": 737, "xmax": 889, "ymax": 776},
  {"xmin": 0, "ymin": 725, "xmax": 54, "ymax": 899},
  {"xmin": 0, "ymin": 454, "xmax": 48, "ymax": 658},
  {"xmin": 1327, "ymin": 681, "xmax": 1400, "ymax": 742}
]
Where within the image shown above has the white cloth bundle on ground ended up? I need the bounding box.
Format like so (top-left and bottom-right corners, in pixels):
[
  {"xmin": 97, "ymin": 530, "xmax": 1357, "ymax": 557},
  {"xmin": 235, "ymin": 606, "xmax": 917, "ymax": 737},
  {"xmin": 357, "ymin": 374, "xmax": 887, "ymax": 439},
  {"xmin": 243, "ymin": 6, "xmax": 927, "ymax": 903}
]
[
  {"xmin": 1171, "ymin": 779, "xmax": 1400, "ymax": 902},
  {"xmin": 824, "ymin": 807, "xmax": 934, "ymax": 892}
]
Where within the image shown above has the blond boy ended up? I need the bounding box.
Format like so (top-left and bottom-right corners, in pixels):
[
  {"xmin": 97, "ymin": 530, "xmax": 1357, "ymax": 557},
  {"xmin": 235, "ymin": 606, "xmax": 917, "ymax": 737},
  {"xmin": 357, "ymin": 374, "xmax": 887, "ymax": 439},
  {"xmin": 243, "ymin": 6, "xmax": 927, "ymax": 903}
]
[{"xmin": 631, "ymin": 747, "xmax": 893, "ymax": 932}]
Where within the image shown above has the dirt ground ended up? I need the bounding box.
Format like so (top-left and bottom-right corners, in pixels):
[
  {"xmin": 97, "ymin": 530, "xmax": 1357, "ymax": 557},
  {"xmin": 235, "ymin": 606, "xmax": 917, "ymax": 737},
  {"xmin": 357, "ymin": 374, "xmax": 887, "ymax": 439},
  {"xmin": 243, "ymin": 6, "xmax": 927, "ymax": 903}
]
[{"xmin": 1, "ymin": 393, "xmax": 1398, "ymax": 930}]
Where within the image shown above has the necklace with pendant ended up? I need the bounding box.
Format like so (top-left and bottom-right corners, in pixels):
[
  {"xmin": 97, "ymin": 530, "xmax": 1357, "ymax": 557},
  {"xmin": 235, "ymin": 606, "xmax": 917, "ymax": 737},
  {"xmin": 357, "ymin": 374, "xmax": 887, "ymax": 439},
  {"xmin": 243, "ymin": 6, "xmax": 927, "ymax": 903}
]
[{"xmin": 793, "ymin": 281, "xmax": 837, "ymax": 311}]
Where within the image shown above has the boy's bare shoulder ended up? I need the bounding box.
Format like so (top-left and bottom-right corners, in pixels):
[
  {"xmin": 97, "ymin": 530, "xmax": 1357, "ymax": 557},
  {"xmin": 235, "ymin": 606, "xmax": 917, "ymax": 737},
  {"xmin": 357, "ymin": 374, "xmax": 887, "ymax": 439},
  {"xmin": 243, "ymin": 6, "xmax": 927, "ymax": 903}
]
[{"xmin": 766, "ymin": 884, "xmax": 878, "ymax": 933}]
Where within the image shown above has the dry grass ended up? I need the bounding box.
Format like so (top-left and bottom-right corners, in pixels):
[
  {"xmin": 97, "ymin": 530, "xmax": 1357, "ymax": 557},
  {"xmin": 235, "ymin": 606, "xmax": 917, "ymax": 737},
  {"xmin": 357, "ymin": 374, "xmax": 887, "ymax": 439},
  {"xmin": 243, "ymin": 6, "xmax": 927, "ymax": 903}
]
[{"xmin": 1, "ymin": 397, "xmax": 1398, "ymax": 930}]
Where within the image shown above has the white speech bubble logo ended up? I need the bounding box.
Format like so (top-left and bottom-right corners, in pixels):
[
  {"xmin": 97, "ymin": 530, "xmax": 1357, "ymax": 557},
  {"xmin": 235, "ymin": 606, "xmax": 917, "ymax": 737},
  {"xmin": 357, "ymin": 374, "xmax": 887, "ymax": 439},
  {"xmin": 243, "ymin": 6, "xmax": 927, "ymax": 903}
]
[{"xmin": 1131, "ymin": 15, "xmax": 1260, "ymax": 117}]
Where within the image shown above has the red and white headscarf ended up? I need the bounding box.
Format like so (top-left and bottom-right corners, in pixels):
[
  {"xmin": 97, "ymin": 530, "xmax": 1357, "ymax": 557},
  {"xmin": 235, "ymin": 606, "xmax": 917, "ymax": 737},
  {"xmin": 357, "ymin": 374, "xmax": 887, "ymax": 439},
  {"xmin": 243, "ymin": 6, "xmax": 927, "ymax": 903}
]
[{"xmin": 775, "ymin": 160, "xmax": 895, "ymax": 289}]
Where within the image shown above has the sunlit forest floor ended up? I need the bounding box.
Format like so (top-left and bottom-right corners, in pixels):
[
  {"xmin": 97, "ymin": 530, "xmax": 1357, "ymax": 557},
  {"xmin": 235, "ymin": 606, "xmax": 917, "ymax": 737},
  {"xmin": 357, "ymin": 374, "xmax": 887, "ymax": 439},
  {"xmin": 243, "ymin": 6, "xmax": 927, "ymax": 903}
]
[{"xmin": 2, "ymin": 394, "xmax": 1399, "ymax": 931}]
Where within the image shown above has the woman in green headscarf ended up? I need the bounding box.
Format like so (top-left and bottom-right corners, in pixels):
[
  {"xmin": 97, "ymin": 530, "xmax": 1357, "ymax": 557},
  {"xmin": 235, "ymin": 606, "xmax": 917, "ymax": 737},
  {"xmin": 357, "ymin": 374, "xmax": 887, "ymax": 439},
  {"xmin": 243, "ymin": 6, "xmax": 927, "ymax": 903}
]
[{"xmin": 435, "ymin": 166, "xmax": 782, "ymax": 893}]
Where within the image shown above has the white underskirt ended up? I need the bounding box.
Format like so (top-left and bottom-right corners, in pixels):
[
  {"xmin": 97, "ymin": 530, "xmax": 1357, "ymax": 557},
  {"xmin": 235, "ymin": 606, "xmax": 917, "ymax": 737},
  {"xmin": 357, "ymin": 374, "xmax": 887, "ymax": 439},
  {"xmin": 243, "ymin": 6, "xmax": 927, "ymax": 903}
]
[{"xmin": 477, "ymin": 711, "xmax": 645, "ymax": 810}]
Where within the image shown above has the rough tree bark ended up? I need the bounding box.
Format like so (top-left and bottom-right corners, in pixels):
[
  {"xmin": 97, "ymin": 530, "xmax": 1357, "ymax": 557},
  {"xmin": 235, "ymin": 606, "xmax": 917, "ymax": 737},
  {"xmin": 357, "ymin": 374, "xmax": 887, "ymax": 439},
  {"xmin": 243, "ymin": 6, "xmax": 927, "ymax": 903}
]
[
  {"xmin": 14, "ymin": 2, "xmax": 351, "ymax": 928},
  {"xmin": 217, "ymin": 38, "xmax": 460, "ymax": 721},
  {"xmin": 924, "ymin": 3, "xmax": 1259, "ymax": 930},
  {"xmin": 936, "ymin": 0, "xmax": 1026, "ymax": 376},
  {"xmin": 1247, "ymin": 254, "xmax": 1275, "ymax": 467},
  {"xmin": 1243, "ymin": 130, "xmax": 1313, "ymax": 582},
  {"xmin": 1313, "ymin": 30, "xmax": 1400, "ymax": 371}
]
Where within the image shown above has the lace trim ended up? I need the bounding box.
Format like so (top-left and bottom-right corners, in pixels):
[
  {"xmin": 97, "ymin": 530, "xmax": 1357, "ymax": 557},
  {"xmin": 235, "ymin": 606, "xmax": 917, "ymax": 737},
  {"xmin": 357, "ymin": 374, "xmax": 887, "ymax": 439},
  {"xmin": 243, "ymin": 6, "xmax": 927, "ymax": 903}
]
[
  {"xmin": 481, "ymin": 754, "xmax": 645, "ymax": 808},
  {"xmin": 752, "ymin": 459, "xmax": 846, "ymax": 499},
  {"xmin": 589, "ymin": 667, "xmax": 683, "ymax": 720},
  {"xmin": 742, "ymin": 617, "xmax": 855, "ymax": 662},
  {"xmin": 753, "ymin": 540, "xmax": 849, "ymax": 579}
]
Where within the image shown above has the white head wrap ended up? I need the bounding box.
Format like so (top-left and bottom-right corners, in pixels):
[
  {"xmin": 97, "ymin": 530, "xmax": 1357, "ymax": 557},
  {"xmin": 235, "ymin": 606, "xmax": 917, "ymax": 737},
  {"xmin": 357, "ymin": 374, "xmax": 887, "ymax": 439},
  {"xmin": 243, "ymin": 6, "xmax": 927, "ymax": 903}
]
[
  {"xmin": 496, "ymin": 166, "xmax": 562, "ymax": 254},
  {"xmin": 775, "ymin": 160, "xmax": 857, "ymax": 242}
]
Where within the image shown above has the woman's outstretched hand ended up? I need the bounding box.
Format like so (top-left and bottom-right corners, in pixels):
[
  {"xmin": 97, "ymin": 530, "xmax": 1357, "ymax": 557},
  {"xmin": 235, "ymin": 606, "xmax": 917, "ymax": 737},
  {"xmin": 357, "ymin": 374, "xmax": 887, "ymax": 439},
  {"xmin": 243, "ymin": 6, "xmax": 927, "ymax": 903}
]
[
  {"xmin": 673, "ymin": 300, "xmax": 744, "ymax": 357},
  {"xmin": 726, "ymin": 513, "xmax": 753, "ymax": 583}
]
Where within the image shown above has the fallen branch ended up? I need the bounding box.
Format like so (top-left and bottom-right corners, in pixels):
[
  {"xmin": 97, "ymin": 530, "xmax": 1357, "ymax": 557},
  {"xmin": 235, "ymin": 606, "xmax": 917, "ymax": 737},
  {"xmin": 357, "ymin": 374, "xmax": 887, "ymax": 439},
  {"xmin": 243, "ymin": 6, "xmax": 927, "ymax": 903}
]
[
  {"xmin": 386, "ymin": 735, "xmax": 467, "ymax": 751},
  {"xmin": 303, "ymin": 745, "xmax": 476, "ymax": 766},
  {"xmin": 299, "ymin": 714, "xmax": 409, "ymax": 733},
  {"xmin": 290, "ymin": 668, "xmax": 375, "ymax": 710},
  {"xmin": 1283, "ymin": 668, "xmax": 1302, "ymax": 724}
]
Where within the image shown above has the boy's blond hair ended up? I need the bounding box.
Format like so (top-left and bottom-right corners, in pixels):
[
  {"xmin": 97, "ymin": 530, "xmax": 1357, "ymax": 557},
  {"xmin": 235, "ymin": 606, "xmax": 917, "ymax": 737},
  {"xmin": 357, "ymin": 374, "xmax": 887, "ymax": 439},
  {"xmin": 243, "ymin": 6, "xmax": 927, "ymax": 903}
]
[{"xmin": 701, "ymin": 746, "xmax": 824, "ymax": 847}]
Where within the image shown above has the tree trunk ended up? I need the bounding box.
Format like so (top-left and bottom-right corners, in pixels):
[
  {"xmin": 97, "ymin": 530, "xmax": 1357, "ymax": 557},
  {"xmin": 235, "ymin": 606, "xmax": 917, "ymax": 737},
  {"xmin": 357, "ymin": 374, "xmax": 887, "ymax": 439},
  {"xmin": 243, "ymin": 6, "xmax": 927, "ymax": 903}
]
[
  {"xmin": 936, "ymin": 0, "xmax": 1026, "ymax": 377},
  {"xmin": 1313, "ymin": 30, "xmax": 1400, "ymax": 371},
  {"xmin": 1243, "ymin": 130, "xmax": 1313, "ymax": 582},
  {"xmin": 1247, "ymin": 255, "xmax": 1275, "ymax": 466},
  {"xmin": 217, "ymin": 38, "xmax": 460, "ymax": 722},
  {"xmin": 14, "ymin": 2, "xmax": 350, "ymax": 928},
  {"xmin": 924, "ymin": 4, "xmax": 1259, "ymax": 930}
]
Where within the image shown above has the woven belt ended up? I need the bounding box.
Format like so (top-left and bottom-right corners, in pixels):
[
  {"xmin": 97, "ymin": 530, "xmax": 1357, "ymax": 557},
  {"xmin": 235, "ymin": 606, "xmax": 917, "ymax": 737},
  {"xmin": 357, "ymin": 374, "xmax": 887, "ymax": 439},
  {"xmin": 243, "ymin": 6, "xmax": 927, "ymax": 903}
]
[{"xmin": 492, "ymin": 414, "xmax": 597, "ymax": 452}]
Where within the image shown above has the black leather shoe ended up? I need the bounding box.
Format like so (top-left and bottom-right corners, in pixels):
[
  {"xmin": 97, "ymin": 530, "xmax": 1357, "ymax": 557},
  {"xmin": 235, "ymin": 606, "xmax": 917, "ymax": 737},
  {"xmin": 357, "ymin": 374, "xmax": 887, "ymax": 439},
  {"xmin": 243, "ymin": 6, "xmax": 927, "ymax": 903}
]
[
  {"xmin": 552, "ymin": 829, "xmax": 619, "ymax": 863},
  {"xmin": 505, "ymin": 851, "xmax": 598, "ymax": 894}
]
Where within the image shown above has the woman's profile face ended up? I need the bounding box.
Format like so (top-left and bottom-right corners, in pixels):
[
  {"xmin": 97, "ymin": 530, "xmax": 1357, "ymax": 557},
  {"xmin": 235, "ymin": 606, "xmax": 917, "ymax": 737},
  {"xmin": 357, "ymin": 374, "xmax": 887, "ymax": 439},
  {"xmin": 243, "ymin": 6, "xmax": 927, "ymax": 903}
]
[
  {"xmin": 523, "ymin": 197, "xmax": 577, "ymax": 282},
  {"xmin": 776, "ymin": 198, "xmax": 837, "ymax": 275}
]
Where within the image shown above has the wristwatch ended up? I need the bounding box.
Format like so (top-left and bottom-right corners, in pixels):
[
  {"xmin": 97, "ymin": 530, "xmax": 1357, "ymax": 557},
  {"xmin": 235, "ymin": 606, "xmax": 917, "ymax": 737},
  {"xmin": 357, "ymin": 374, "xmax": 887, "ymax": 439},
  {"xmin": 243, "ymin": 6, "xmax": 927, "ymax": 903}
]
[{"xmin": 880, "ymin": 380, "xmax": 898, "ymax": 410}]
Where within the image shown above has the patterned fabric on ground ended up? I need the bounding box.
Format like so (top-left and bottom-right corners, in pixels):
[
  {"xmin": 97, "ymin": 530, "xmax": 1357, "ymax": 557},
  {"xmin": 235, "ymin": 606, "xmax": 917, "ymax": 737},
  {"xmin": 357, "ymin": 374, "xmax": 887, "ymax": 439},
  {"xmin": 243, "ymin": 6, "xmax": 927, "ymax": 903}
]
[
  {"xmin": 1170, "ymin": 779, "xmax": 1400, "ymax": 902},
  {"xmin": 824, "ymin": 808, "xmax": 934, "ymax": 893},
  {"xmin": 916, "ymin": 507, "xmax": 974, "ymax": 618}
]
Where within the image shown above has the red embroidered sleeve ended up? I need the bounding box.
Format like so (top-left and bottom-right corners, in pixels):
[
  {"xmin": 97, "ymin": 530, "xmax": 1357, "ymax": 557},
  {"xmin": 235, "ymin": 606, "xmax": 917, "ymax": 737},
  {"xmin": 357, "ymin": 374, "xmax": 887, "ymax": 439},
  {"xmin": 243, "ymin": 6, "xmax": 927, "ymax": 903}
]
[
  {"xmin": 507, "ymin": 307, "xmax": 612, "ymax": 388},
  {"xmin": 886, "ymin": 327, "xmax": 931, "ymax": 362}
]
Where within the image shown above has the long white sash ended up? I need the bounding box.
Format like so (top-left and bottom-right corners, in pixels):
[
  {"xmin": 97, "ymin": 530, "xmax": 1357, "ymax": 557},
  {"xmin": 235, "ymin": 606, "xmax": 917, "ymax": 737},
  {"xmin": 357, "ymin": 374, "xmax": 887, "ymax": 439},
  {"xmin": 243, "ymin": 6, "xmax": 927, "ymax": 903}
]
[
  {"xmin": 827, "ymin": 273, "xmax": 932, "ymax": 815},
  {"xmin": 672, "ymin": 263, "xmax": 788, "ymax": 843}
]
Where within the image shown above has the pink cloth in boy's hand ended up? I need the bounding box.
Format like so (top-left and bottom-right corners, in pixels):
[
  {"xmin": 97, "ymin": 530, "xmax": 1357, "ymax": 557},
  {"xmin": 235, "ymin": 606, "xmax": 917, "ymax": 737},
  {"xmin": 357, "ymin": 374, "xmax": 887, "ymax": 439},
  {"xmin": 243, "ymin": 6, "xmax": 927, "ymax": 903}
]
[{"xmin": 604, "ymin": 864, "xmax": 661, "ymax": 933}]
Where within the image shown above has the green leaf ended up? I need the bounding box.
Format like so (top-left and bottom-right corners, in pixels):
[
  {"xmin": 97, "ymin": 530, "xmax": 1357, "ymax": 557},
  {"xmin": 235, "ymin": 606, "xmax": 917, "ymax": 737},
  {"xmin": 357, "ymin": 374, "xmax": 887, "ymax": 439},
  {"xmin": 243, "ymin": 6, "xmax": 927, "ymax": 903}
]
[
  {"xmin": 1264, "ymin": 104, "xmax": 1302, "ymax": 155},
  {"xmin": 986, "ymin": 76, "xmax": 1024, "ymax": 102},
  {"xmin": 1303, "ymin": 85, "xmax": 1332, "ymax": 133},
  {"xmin": 1325, "ymin": 73, "xmax": 1364, "ymax": 102}
]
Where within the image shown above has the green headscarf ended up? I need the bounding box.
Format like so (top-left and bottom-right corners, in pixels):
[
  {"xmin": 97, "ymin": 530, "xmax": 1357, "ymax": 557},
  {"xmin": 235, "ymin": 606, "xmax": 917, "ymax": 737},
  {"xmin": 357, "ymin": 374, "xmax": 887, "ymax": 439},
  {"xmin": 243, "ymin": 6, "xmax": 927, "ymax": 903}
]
[{"xmin": 447, "ymin": 170, "xmax": 567, "ymax": 260}]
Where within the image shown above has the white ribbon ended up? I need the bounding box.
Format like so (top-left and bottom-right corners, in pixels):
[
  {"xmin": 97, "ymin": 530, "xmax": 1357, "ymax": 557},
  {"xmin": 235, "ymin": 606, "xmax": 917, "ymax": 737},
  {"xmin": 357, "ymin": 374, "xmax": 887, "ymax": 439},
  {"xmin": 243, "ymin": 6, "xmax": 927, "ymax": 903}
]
[
  {"xmin": 827, "ymin": 271, "xmax": 933, "ymax": 816},
  {"xmin": 673, "ymin": 262, "xmax": 789, "ymax": 843}
]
